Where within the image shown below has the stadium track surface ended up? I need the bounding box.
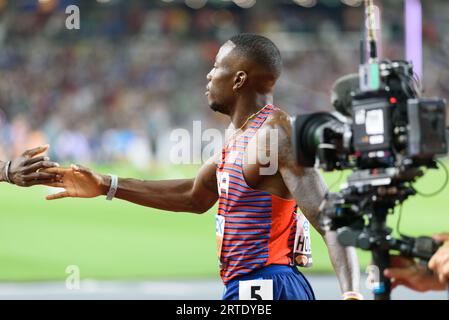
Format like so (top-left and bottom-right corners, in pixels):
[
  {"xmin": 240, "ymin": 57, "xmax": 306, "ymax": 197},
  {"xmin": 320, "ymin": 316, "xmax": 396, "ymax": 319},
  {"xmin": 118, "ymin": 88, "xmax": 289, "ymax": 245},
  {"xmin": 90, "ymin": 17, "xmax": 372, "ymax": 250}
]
[{"xmin": 0, "ymin": 275, "xmax": 446, "ymax": 300}]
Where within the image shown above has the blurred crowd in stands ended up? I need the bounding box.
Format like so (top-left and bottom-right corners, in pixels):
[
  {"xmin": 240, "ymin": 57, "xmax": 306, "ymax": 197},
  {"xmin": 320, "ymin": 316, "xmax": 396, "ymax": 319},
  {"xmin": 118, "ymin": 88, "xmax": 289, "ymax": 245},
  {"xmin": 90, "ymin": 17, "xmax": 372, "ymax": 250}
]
[{"xmin": 0, "ymin": 0, "xmax": 448, "ymax": 168}]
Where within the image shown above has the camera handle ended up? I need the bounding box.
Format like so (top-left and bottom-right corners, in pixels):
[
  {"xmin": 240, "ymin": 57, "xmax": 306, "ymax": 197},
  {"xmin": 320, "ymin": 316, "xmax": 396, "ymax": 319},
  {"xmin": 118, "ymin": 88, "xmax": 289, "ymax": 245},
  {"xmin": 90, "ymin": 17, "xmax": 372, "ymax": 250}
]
[{"xmin": 337, "ymin": 209, "xmax": 441, "ymax": 300}]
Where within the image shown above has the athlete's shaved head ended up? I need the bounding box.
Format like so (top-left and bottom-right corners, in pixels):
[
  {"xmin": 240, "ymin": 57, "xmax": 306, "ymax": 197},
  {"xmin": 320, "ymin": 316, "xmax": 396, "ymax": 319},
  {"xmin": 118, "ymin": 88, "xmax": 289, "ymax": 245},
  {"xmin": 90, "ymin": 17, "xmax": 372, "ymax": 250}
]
[
  {"xmin": 206, "ymin": 33, "xmax": 282, "ymax": 115},
  {"xmin": 229, "ymin": 33, "xmax": 282, "ymax": 78}
]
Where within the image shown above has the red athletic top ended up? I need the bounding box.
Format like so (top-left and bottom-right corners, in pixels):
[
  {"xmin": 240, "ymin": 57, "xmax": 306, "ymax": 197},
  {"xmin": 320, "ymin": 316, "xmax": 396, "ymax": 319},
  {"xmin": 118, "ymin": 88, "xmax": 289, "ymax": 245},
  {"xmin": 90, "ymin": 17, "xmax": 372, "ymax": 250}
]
[{"xmin": 215, "ymin": 105, "xmax": 300, "ymax": 285}]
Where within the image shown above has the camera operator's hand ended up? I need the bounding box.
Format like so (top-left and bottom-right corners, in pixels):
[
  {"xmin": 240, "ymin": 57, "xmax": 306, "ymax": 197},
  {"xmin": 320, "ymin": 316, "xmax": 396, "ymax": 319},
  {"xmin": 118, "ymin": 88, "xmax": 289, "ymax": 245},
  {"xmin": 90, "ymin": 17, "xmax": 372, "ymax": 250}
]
[
  {"xmin": 384, "ymin": 233, "xmax": 449, "ymax": 292},
  {"xmin": 428, "ymin": 233, "xmax": 449, "ymax": 285},
  {"xmin": 384, "ymin": 256, "xmax": 445, "ymax": 292}
]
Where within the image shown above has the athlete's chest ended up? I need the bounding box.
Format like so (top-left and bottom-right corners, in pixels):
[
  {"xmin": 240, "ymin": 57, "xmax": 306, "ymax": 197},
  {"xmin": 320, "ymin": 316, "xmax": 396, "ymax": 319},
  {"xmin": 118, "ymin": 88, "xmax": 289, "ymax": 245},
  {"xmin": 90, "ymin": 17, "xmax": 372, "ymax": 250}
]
[{"xmin": 216, "ymin": 144, "xmax": 290, "ymax": 199}]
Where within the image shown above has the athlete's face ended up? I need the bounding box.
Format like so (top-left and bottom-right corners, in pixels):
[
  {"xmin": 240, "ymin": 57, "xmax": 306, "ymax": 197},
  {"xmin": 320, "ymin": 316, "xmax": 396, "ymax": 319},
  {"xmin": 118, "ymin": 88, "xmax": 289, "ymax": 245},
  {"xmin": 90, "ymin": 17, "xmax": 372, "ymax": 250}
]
[{"xmin": 206, "ymin": 41, "xmax": 237, "ymax": 115}]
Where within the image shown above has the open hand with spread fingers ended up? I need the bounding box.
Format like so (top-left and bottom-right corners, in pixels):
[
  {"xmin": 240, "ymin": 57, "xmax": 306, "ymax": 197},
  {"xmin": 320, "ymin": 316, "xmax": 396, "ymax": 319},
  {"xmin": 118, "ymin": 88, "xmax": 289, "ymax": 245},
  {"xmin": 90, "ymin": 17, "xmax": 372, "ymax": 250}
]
[
  {"xmin": 44, "ymin": 164, "xmax": 109, "ymax": 200},
  {"xmin": 0, "ymin": 145, "xmax": 61, "ymax": 187}
]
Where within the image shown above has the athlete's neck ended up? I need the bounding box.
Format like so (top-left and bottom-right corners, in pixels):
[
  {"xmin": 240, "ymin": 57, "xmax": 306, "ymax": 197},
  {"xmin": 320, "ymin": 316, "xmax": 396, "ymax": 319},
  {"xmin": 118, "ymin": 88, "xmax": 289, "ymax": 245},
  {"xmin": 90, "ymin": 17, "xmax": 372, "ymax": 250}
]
[{"xmin": 230, "ymin": 94, "xmax": 273, "ymax": 129}]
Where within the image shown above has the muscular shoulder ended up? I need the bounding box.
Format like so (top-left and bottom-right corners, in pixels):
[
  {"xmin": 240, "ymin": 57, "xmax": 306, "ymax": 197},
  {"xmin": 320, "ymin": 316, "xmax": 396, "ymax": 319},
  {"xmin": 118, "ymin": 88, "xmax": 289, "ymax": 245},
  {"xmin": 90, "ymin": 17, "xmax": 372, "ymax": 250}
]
[
  {"xmin": 258, "ymin": 109, "xmax": 296, "ymax": 167},
  {"xmin": 264, "ymin": 108, "xmax": 292, "ymax": 132},
  {"xmin": 254, "ymin": 109, "xmax": 292, "ymax": 149}
]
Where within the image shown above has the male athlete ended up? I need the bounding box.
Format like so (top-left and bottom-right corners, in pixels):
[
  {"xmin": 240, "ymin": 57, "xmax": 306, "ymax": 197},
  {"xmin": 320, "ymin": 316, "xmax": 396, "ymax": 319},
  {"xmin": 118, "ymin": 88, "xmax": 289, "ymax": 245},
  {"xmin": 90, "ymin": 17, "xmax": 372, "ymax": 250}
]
[
  {"xmin": 0, "ymin": 145, "xmax": 60, "ymax": 186},
  {"xmin": 45, "ymin": 34, "xmax": 361, "ymax": 300}
]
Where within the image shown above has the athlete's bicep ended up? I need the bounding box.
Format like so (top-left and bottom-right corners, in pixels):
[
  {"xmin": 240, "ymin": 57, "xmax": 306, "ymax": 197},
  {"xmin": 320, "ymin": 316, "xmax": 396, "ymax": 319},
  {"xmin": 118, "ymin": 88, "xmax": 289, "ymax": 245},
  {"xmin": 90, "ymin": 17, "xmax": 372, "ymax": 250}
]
[
  {"xmin": 191, "ymin": 156, "xmax": 219, "ymax": 213},
  {"xmin": 271, "ymin": 114, "xmax": 328, "ymax": 235},
  {"xmin": 280, "ymin": 166, "xmax": 327, "ymax": 235}
]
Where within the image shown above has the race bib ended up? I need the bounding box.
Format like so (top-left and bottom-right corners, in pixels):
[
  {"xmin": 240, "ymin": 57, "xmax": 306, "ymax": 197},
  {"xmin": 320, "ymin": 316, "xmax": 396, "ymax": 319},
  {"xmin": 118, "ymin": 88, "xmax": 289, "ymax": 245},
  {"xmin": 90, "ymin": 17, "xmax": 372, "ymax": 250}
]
[
  {"xmin": 239, "ymin": 280, "xmax": 273, "ymax": 300},
  {"xmin": 217, "ymin": 172, "xmax": 230, "ymax": 197},
  {"xmin": 216, "ymin": 215, "xmax": 225, "ymax": 260},
  {"xmin": 293, "ymin": 212, "xmax": 313, "ymax": 268}
]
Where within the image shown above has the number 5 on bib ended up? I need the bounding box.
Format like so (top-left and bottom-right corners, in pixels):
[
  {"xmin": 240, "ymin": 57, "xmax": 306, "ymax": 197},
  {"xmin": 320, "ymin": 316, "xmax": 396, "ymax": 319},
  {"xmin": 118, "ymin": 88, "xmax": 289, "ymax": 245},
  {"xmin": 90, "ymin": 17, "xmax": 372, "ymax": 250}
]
[{"xmin": 238, "ymin": 280, "xmax": 273, "ymax": 300}]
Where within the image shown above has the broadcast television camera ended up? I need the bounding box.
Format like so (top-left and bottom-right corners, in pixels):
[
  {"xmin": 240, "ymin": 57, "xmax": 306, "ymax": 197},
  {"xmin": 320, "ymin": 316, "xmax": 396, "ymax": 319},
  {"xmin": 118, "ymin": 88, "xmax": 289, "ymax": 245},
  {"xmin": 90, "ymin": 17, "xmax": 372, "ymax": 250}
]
[
  {"xmin": 293, "ymin": 61, "xmax": 447, "ymax": 171},
  {"xmin": 291, "ymin": 1, "xmax": 448, "ymax": 300}
]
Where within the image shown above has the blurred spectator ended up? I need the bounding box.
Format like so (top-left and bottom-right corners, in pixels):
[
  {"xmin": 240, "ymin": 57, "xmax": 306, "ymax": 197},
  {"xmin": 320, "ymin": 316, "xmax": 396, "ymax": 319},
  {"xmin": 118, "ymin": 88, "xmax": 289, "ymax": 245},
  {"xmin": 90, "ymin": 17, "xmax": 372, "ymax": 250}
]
[{"xmin": 0, "ymin": 1, "xmax": 448, "ymax": 167}]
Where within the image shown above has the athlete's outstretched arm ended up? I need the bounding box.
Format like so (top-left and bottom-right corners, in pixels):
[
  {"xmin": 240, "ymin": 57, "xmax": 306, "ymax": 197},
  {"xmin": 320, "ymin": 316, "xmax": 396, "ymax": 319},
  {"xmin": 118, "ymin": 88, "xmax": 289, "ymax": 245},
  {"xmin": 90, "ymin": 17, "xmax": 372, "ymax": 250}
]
[
  {"xmin": 268, "ymin": 111, "xmax": 361, "ymax": 296},
  {"xmin": 45, "ymin": 157, "xmax": 219, "ymax": 214}
]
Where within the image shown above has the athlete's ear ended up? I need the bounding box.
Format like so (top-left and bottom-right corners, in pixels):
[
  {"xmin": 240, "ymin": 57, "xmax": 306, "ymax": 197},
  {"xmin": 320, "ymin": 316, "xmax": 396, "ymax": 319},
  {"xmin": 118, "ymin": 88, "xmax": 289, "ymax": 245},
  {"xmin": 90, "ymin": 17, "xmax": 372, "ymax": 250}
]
[{"xmin": 233, "ymin": 71, "xmax": 247, "ymax": 91}]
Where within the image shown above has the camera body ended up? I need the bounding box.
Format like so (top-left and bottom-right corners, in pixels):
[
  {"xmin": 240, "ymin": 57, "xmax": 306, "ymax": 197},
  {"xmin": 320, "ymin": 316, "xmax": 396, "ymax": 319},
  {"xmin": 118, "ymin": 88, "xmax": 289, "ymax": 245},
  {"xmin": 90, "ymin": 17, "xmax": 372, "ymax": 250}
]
[{"xmin": 292, "ymin": 60, "xmax": 448, "ymax": 172}]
